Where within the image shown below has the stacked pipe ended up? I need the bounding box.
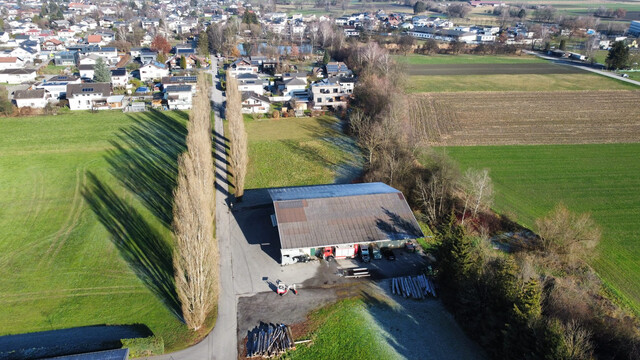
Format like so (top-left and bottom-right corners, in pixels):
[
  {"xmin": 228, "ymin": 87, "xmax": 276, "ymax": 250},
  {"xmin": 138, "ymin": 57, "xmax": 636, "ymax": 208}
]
[
  {"xmin": 390, "ymin": 274, "xmax": 437, "ymax": 299},
  {"xmin": 247, "ymin": 323, "xmax": 295, "ymax": 358}
]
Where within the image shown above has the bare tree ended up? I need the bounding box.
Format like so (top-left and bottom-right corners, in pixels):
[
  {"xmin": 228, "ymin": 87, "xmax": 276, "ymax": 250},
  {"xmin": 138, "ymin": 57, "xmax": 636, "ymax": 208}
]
[
  {"xmin": 173, "ymin": 75, "xmax": 217, "ymax": 330},
  {"xmin": 460, "ymin": 168, "xmax": 493, "ymax": 224},
  {"xmin": 535, "ymin": 204, "xmax": 601, "ymax": 259},
  {"xmin": 416, "ymin": 154, "xmax": 460, "ymax": 225},
  {"xmin": 561, "ymin": 320, "xmax": 594, "ymax": 360},
  {"xmin": 225, "ymin": 75, "xmax": 249, "ymax": 201}
]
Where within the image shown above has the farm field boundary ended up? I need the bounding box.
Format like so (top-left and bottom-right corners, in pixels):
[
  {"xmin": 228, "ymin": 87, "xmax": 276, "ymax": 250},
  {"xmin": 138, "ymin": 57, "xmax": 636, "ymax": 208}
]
[
  {"xmin": 406, "ymin": 62, "xmax": 584, "ymax": 76},
  {"xmin": 409, "ymin": 90, "xmax": 640, "ymax": 145}
]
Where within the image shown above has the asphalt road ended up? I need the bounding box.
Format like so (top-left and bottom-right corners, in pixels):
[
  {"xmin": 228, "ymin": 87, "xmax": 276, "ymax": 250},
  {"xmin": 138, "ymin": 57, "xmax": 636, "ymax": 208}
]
[
  {"xmin": 523, "ymin": 50, "xmax": 640, "ymax": 87},
  {"xmin": 153, "ymin": 60, "xmax": 237, "ymax": 360},
  {"xmin": 406, "ymin": 62, "xmax": 584, "ymax": 76}
]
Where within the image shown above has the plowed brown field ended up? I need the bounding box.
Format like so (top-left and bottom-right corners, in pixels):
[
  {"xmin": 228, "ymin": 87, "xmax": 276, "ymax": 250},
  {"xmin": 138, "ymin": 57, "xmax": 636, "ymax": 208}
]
[{"xmin": 409, "ymin": 90, "xmax": 640, "ymax": 146}]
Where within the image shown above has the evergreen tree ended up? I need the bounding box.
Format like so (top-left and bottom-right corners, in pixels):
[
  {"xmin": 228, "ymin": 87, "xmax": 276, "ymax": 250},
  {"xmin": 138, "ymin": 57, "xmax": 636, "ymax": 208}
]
[
  {"xmin": 559, "ymin": 39, "xmax": 566, "ymax": 50},
  {"xmin": 322, "ymin": 50, "xmax": 330, "ymax": 65},
  {"xmin": 413, "ymin": 1, "xmax": 426, "ymax": 14},
  {"xmin": 198, "ymin": 31, "xmax": 208, "ymax": 56},
  {"xmin": 180, "ymin": 55, "xmax": 187, "ymax": 69},
  {"xmin": 93, "ymin": 57, "xmax": 111, "ymax": 83},
  {"xmin": 606, "ymin": 41, "xmax": 629, "ymax": 70}
]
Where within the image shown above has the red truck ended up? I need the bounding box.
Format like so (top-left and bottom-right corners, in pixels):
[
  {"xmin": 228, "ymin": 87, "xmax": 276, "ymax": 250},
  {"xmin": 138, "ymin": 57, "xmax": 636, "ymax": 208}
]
[{"xmin": 322, "ymin": 244, "xmax": 358, "ymax": 261}]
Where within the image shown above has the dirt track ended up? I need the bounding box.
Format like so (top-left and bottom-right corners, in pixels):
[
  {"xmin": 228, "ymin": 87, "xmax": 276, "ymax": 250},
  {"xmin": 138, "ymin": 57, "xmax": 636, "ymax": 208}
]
[
  {"xmin": 409, "ymin": 90, "xmax": 640, "ymax": 146},
  {"xmin": 407, "ymin": 63, "xmax": 584, "ymax": 76}
]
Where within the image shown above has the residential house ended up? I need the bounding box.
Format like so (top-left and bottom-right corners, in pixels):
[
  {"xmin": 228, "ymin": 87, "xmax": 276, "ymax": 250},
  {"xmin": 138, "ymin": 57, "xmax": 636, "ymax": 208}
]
[
  {"xmin": 35, "ymin": 75, "xmax": 82, "ymax": 99},
  {"xmin": 236, "ymin": 73, "xmax": 267, "ymax": 95},
  {"xmin": 87, "ymin": 47, "xmax": 119, "ymax": 65},
  {"xmin": 54, "ymin": 51, "xmax": 77, "ymax": 66},
  {"xmin": 66, "ymin": 83, "xmax": 112, "ymax": 110},
  {"xmin": 78, "ymin": 54, "xmax": 99, "ymax": 66},
  {"xmin": 110, "ymin": 68, "xmax": 128, "ymax": 87},
  {"xmin": 79, "ymin": 64, "xmax": 95, "ymax": 79},
  {"xmin": 6, "ymin": 46, "xmax": 38, "ymax": 63},
  {"xmin": 139, "ymin": 51, "xmax": 158, "ymax": 64},
  {"xmin": 409, "ymin": 27, "xmax": 477, "ymax": 43},
  {"xmin": 241, "ymin": 92, "xmax": 271, "ymax": 114},
  {"xmin": 42, "ymin": 39, "xmax": 65, "ymax": 52},
  {"xmin": 87, "ymin": 34, "xmax": 103, "ymax": 46},
  {"xmin": 161, "ymin": 76, "xmax": 197, "ymax": 93},
  {"xmin": 325, "ymin": 62, "xmax": 351, "ymax": 77},
  {"xmin": 310, "ymin": 78, "xmax": 350, "ymax": 109},
  {"xmin": 0, "ymin": 32, "xmax": 10, "ymax": 43},
  {"xmin": 13, "ymin": 89, "xmax": 48, "ymax": 108},
  {"xmin": 280, "ymin": 77, "xmax": 307, "ymax": 98},
  {"xmin": 164, "ymin": 85, "xmax": 193, "ymax": 110},
  {"xmin": 0, "ymin": 68, "xmax": 37, "ymax": 84},
  {"xmin": 228, "ymin": 58, "xmax": 259, "ymax": 76},
  {"xmin": 0, "ymin": 57, "xmax": 25, "ymax": 70},
  {"xmin": 139, "ymin": 61, "xmax": 169, "ymax": 81}
]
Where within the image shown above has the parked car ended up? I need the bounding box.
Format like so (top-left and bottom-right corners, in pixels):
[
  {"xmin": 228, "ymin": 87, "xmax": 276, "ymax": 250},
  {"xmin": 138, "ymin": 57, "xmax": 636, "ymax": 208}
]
[
  {"xmin": 621, "ymin": 73, "xmax": 629, "ymax": 78},
  {"xmin": 381, "ymin": 247, "xmax": 395, "ymax": 261},
  {"xmin": 371, "ymin": 243, "xmax": 382, "ymax": 260},
  {"xmin": 405, "ymin": 241, "xmax": 417, "ymax": 253},
  {"xmin": 360, "ymin": 244, "xmax": 370, "ymax": 263}
]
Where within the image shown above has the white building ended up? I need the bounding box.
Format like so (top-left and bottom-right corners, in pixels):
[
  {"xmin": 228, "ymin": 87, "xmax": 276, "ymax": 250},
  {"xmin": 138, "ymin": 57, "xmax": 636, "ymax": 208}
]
[
  {"xmin": 13, "ymin": 89, "xmax": 49, "ymax": 108},
  {"xmin": 35, "ymin": 75, "xmax": 82, "ymax": 100},
  {"xmin": 237, "ymin": 74, "xmax": 267, "ymax": 95},
  {"xmin": 139, "ymin": 62, "xmax": 169, "ymax": 82},
  {"xmin": 164, "ymin": 85, "xmax": 193, "ymax": 110},
  {"xmin": 78, "ymin": 64, "xmax": 95, "ymax": 79},
  {"xmin": 0, "ymin": 68, "xmax": 37, "ymax": 83},
  {"xmin": 110, "ymin": 68, "xmax": 129, "ymax": 88},
  {"xmin": 0, "ymin": 57, "xmax": 25, "ymax": 70},
  {"xmin": 66, "ymin": 83, "xmax": 112, "ymax": 110},
  {"xmin": 241, "ymin": 92, "xmax": 271, "ymax": 114}
]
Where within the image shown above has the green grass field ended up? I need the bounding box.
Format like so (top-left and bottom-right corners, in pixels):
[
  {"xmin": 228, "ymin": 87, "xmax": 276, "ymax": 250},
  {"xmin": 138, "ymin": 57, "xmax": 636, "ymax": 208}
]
[
  {"xmin": 284, "ymin": 299, "xmax": 399, "ymax": 360},
  {"xmin": 0, "ymin": 111, "xmax": 208, "ymax": 351},
  {"xmin": 440, "ymin": 144, "xmax": 640, "ymax": 314},
  {"xmin": 620, "ymin": 71, "xmax": 640, "ymax": 81},
  {"xmin": 243, "ymin": 116, "xmax": 356, "ymax": 189},
  {"xmin": 405, "ymin": 73, "xmax": 637, "ymax": 92},
  {"xmin": 395, "ymin": 54, "xmax": 546, "ymax": 65}
]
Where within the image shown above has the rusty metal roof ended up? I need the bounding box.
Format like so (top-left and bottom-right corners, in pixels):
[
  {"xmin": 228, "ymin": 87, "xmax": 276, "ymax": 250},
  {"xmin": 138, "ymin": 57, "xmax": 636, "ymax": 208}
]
[{"xmin": 273, "ymin": 183, "xmax": 423, "ymax": 250}]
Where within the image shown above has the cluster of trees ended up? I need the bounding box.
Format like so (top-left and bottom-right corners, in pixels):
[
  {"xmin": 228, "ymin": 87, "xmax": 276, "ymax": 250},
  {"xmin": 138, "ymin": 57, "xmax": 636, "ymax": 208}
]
[
  {"xmin": 594, "ymin": 6, "xmax": 627, "ymax": 19},
  {"xmin": 225, "ymin": 76, "xmax": 249, "ymax": 201},
  {"xmin": 533, "ymin": 6, "xmax": 557, "ymax": 23},
  {"xmin": 172, "ymin": 76, "xmax": 218, "ymax": 330},
  {"xmin": 606, "ymin": 41, "xmax": 630, "ymax": 70}
]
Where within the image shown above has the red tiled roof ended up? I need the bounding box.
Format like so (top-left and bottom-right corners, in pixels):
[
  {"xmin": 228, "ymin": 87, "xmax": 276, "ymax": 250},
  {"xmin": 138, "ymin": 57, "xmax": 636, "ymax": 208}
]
[
  {"xmin": 87, "ymin": 35, "xmax": 102, "ymax": 43},
  {"xmin": 0, "ymin": 57, "xmax": 18, "ymax": 63}
]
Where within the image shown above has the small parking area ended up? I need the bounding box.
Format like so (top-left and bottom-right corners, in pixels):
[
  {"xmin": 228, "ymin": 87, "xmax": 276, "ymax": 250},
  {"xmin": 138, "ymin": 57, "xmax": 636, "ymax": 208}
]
[{"xmin": 336, "ymin": 249, "xmax": 429, "ymax": 280}]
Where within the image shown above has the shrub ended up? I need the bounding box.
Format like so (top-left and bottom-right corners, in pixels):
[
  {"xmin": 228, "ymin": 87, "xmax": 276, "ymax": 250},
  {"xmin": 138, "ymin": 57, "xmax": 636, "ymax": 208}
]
[
  {"xmin": 121, "ymin": 336, "xmax": 164, "ymax": 357},
  {"xmin": 272, "ymin": 110, "xmax": 280, "ymax": 118}
]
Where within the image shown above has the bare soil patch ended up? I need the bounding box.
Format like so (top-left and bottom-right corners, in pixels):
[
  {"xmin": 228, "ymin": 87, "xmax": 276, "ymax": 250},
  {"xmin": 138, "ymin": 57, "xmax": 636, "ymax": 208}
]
[
  {"xmin": 406, "ymin": 63, "xmax": 583, "ymax": 76},
  {"xmin": 409, "ymin": 90, "xmax": 640, "ymax": 146}
]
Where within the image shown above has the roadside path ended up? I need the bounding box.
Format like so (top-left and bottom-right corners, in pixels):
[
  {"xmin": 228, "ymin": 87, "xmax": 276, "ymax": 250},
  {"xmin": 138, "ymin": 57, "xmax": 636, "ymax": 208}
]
[
  {"xmin": 524, "ymin": 50, "xmax": 640, "ymax": 87},
  {"xmin": 152, "ymin": 60, "xmax": 237, "ymax": 360}
]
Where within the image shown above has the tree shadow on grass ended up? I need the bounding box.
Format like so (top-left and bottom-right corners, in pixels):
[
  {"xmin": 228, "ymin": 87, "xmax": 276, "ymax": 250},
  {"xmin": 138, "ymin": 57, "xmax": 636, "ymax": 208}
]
[
  {"xmin": 82, "ymin": 109, "xmax": 189, "ymax": 321},
  {"xmin": 83, "ymin": 173, "xmax": 182, "ymax": 321},
  {"xmin": 105, "ymin": 109, "xmax": 188, "ymax": 228}
]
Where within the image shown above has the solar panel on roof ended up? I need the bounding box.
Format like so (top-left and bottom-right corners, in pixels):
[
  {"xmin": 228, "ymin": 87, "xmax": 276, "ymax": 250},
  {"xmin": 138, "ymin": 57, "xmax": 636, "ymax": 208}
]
[{"xmin": 82, "ymin": 88, "xmax": 94, "ymax": 92}]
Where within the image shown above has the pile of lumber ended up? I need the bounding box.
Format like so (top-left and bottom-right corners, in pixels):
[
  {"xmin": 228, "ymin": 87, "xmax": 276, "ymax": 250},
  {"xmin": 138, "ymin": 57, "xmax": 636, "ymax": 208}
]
[
  {"xmin": 391, "ymin": 275, "xmax": 437, "ymax": 300},
  {"xmin": 247, "ymin": 323, "xmax": 295, "ymax": 358}
]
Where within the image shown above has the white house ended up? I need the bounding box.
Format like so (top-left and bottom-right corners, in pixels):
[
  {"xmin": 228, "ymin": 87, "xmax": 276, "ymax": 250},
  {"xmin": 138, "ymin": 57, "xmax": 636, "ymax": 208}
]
[
  {"xmin": 139, "ymin": 62, "xmax": 169, "ymax": 82},
  {"xmin": 228, "ymin": 58, "xmax": 259, "ymax": 77},
  {"xmin": 310, "ymin": 78, "xmax": 349, "ymax": 108},
  {"xmin": 35, "ymin": 75, "xmax": 82, "ymax": 99},
  {"xmin": 0, "ymin": 68, "xmax": 37, "ymax": 84},
  {"xmin": 281, "ymin": 77, "xmax": 307, "ymax": 97},
  {"xmin": 241, "ymin": 92, "xmax": 271, "ymax": 114},
  {"xmin": 0, "ymin": 57, "xmax": 25, "ymax": 70},
  {"xmin": 164, "ymin": 85, "xmax": 193, "ymax": 110},
  {"xmin": 13, "ymin": 89, "xmax": 49, "ymax": 108},
  {"xmin": 237, "ymin": 74, "xmax": 267, "ymax": 95},
  {"xmin": 66, "ymin": 83, "xmax": 112, "ymax": 111},
  {"xmin": 78, "ymin": 64, "xmax": 95, "ymax": 79},
  {"xmin": 110, "ymin": 68, "xmax": 129, "ymax": 88}
]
